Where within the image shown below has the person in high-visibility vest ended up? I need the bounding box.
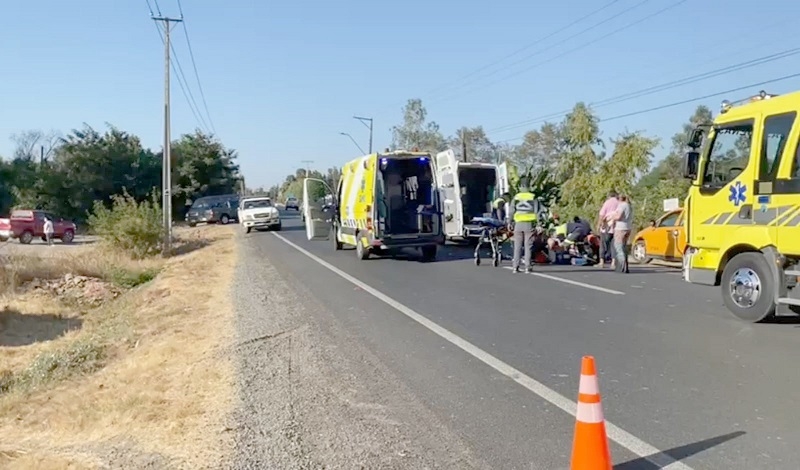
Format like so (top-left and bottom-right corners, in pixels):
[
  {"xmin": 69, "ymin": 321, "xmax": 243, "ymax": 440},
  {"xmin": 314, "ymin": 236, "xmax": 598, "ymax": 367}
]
[
  {"xmin": 508, "ymin": 179, "xmax": 541, "ymax": 273},
  {"xmin": 492, "ymin": 192, "xmax": 511, "ymax": 221}
]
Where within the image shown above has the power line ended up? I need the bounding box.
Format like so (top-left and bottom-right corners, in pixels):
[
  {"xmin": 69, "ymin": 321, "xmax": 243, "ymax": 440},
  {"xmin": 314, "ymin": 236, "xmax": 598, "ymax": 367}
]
[
  {"xmin": 488, "ymin": 46, "xmax": 800, "ymax": 135},
  {"xmin": 145, "ymin": 0, "xmax": 210, "ymax": 133},
  {"xmin": 421, "ymin": 0, "xmax": 624, "ymax": 99},
  {"xmin": 176, "ymin": 0, "xmax": 217, "ymax": 135},
  {"xmin": 432, "ymin": 0, "xmax": 689, "ymax": 104},
  {"xmin": 498, "ymin": 72, "xmax": 800, "ymax": 143}
]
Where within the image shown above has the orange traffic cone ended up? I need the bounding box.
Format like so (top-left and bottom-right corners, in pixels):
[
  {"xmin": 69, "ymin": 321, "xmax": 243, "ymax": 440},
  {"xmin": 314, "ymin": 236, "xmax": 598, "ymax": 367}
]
[{"xmin": 570, "ymin": 355, "xmax": 612, "ymax": 470}]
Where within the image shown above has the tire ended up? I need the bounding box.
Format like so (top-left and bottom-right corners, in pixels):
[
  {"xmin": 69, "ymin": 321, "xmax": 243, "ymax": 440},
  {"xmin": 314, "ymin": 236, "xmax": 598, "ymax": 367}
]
[
  {"xmin": 720, "ymin": 252, "xmax": 776, "ymax": 323},
  {"xmin": 421, "ymin": 245, "xmax": 437, "ymax": 262},
  {"xmin": 332, "ymin": 225, "xmax": 343, "ymax": 250},
  {"xmin": 189, "ymin": 223, "xmax": 197, "ymax": 228},
  {"xmin": 274, "ymin": 222, "xmax": 282, "ymax": 231},
  {"xmin": 355, "ymin": 238, "xmax": 370, "ymax": 260},
  {"xmin": 62, "ymin": 230, "xmax": 74, "ymax": 244},
  {"xmin": 245, "ymin": 227, "xmax": 252, "ymax": 234},
  {"xmin": 19, "ymin": 231, "xmax": 33, "ymax": 245},
  {"xmin": 631, "ymin": 239, "xmax": 651, "ymax": 264},
  {"xmin": 220, "ymin": 214, "xmax": 230, "ymax": 225}
]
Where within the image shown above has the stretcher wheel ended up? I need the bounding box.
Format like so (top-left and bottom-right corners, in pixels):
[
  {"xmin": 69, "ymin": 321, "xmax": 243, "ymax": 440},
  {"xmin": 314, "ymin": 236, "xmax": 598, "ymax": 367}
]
[
  {"xmin": 492, "ymin": 257, "xmax": 499, "ymax": 267},
  {"xmin": 474, "ymin": 256, "xmax": 481, "ymax": 266}
]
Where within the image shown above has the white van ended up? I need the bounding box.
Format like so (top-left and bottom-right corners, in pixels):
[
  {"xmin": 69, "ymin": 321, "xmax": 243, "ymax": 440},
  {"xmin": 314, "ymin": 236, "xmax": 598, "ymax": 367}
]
[{"xmin": 435, "ymin": 149, "xmax": 508, "ymax": 242}]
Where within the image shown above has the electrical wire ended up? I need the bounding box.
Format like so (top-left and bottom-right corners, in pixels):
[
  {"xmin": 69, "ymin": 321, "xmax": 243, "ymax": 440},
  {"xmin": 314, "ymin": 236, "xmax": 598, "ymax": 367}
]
[
  {"xmin": 145, "ymin": 0, "xmax": 211, "ymax": 133},
  {"xmin": 421, "ymin": 0, "xmax": 624, "ymax": 99},
  {"xmin": 176, "ymin": 0, "xmax": 217, "ymax": 135},
  {"xmin": 487, "ymin": 46, "xmax": 800, "ymax": 134},
  {"xmin": 432, "ymin": 0, "xmax": 689, "ymax": 104},
  {"xmin": 498, "ymin": 72, "xmax": 800, "ymax": 143}
]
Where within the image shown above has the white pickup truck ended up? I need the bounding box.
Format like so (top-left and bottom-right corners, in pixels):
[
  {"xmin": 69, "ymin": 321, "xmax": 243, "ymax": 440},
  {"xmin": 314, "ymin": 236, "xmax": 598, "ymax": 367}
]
[{"xmin": 238, "ymin": 197, "xmax": 281, "ymax": 233}]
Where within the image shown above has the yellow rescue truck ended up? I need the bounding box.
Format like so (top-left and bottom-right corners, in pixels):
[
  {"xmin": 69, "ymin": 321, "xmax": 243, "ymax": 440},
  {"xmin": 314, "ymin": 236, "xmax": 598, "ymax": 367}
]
[
  {"xmin": 303, "ymin": 150, "xmax": 444, "ymax": 261},
  {"xmin": 681, "ymin": 89, "xmax": 800, "ymax": 322}
]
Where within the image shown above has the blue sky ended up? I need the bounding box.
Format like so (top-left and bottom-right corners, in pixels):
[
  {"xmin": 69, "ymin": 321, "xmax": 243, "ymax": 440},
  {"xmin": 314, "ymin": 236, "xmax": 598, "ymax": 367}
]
[{"xmin": 2, "ymin": 0, "xmax": 799, "ymax": 188}]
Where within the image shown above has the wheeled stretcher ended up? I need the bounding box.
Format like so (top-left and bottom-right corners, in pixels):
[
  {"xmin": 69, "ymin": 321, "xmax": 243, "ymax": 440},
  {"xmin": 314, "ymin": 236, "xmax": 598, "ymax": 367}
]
[{"xmin": 463, "ymin": 217, "xmax": 513, "ymax": 267}]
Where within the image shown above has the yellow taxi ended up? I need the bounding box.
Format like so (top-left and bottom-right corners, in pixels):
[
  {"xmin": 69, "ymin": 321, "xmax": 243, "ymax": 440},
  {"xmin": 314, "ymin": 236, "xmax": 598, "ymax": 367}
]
[{"xmin": 631, "ymin": 208, "xmax": 687, "ymax": 264}]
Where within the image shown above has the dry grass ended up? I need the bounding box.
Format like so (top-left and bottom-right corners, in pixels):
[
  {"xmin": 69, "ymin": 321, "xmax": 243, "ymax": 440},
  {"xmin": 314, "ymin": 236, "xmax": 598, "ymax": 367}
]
[{"xmin": 0, "ymin": 224, "xmax": 238, "ymax": 469}]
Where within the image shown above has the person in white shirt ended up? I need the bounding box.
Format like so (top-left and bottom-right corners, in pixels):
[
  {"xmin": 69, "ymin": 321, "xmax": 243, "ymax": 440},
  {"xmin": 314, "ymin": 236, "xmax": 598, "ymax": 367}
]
[
  {"xmin": 609, "ymin": 194, "xmax": 633, "ymax": 273},
  {"xmin": 43, "ymin": 217, "xmax": 54, "ymax": 246}
]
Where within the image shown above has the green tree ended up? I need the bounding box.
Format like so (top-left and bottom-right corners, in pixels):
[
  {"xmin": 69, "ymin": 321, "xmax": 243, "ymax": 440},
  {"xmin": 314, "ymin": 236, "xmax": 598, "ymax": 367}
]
[
  {"xmin": 448, "ymin": 126, "xmax": 497, "ymax": 163},
  {"xmin": 171, "ymin": 130, "xmax": 241, "ymax": 217},
  {"xmin": 514, "ymin": 122, "xmax": 564, "ymax": 171},
  {"xmin": 390, "ymin": 99, "xmax": 446, "ymax": 153},
  {"xmin": 555, "ymin": 103, "xmax": 604, "ymax": 219}
]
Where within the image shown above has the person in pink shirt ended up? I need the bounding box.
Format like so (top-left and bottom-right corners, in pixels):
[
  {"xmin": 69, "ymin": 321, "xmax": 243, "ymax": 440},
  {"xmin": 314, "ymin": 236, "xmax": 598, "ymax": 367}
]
[{"xmin": 595, "ymin": 190, "xmax": 619, "ymax": 268}]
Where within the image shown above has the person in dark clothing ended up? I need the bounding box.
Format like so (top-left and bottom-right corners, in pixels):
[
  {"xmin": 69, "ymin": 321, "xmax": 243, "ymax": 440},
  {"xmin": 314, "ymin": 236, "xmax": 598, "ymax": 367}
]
[{"xmin": 566, "ymin": 216, "xmax": 591, "ymax": 243}]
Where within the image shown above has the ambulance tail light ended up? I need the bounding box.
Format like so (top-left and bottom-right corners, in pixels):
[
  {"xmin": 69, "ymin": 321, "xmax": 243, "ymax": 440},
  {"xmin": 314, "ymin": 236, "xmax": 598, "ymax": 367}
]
[{"xmin": 366, "ymin": 205, "xmax": 373, "ymax": 230}]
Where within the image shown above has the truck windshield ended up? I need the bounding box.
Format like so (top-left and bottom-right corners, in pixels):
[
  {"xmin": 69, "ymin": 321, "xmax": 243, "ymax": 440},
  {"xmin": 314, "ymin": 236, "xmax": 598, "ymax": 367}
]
[
  {"xmin": 702, "ymin": 124, "xmax": 753, "ymax": 187},
  {"xmin": 243, "ymin": 200, "xmax": 272, "ymax": 209}
]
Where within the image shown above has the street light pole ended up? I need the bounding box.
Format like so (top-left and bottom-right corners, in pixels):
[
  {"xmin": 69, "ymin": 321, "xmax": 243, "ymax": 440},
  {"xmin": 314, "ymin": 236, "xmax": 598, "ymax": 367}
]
[
  {"xmin": 353, "ymin": 116, "xmax": 373, "ymax": 154},
  {"xmin": 339, "ymin": 132, "xmax": 366, "ymax": 154},
  {"xmin": 152, "ymin": 14, "xmax": 183, "ymax": 258}
]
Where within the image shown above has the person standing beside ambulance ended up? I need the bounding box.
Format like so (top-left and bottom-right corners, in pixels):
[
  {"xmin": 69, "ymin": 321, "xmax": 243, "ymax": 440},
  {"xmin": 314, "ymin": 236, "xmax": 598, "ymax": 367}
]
[{"xmin": 508, "ymin": 179, "xmax": 540, "ymax": 273}]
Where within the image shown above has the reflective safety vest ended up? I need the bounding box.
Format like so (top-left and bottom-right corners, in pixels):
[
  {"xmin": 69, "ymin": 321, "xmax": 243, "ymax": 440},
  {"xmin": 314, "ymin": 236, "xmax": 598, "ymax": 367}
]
[
  {"xmin": 492, "ymin": 197, "xmax": 506, "ymax": 209},
  {"xmin": 512, "ymin": 192, "xmax": 539, "ymax": 223},
  {"xmin": 555, "ymin": 223, "xmax": 567, "ymax": 236}
]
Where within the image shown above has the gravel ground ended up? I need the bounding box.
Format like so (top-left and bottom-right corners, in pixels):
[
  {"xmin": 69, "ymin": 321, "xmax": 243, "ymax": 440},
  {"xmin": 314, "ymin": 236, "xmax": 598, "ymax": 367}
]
[{"xmin": 229, "ymin": 233, "xmax": 486, "ymax": 470}]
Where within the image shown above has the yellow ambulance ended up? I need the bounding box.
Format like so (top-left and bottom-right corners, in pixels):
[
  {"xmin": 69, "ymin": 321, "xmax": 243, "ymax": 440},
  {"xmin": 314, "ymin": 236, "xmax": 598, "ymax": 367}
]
[
  {"xmin": 681, "ymin": 89, "xmax": 800, "ymax": 322},
  {"xmin": 303, "ymin": 150, "xmax": 444, "ymax": 261}
]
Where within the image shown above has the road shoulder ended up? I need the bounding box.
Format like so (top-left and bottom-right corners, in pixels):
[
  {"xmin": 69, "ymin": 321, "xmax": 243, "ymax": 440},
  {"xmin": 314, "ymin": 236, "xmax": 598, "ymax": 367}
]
[{"xmin": 231, "ymin": 232, "xmax": 485, "ymax": 469}]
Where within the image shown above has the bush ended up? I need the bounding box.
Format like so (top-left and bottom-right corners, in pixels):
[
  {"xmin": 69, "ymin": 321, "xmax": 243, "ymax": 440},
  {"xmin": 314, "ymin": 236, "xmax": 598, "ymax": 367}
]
[{"xmin": 87, "ymin": 189, "xmax": 163, "ymax": 259}]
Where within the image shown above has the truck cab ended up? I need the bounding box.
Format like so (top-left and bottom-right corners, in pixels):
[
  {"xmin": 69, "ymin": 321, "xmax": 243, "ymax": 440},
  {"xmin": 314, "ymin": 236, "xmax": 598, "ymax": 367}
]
[
  {"xmin": 682, "ymin": 89, "xmax": 800, "ymax": 322},
  {"xmin": 435, "ymin": 149, "xmax": 509, "ymax": 241}
]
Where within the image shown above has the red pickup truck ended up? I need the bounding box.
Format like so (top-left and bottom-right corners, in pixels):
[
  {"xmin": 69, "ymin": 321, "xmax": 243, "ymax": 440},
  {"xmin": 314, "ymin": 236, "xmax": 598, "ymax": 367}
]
[{"xmin": 9, "ymin": 210, "xmax": 77, "ymax": 244}]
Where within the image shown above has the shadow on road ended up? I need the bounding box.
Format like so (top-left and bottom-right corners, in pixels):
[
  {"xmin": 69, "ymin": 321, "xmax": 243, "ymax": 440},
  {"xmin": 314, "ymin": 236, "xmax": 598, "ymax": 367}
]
[{"xmin": 614, "ymin": 431, "xmax": 746, "ymax": 469}]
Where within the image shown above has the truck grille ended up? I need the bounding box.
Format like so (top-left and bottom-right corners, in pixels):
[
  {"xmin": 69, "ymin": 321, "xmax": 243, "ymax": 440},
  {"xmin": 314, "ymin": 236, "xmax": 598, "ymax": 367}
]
[{"xmin": 255, "ymin": 213, "xmax": 270, "ymax": 218}]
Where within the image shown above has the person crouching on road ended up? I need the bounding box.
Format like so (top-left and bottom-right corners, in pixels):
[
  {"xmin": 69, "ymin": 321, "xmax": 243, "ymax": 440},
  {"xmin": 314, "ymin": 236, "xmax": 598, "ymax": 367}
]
[
  {"xmin": 43, "ymin": 216, "xmax": 54, "ymax": 246},
  {"xmin": 508, "ymin": 179, "xmax": 540, "ymax": 274}
]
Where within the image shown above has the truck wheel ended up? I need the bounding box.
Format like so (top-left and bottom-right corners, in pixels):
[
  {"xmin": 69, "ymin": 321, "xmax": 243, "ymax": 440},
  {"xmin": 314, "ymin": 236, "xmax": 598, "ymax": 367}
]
[
  {"xmin": 356, "ymin": 239, "xmax": 370, "ymax": 260},
  {"xmin": 62, "ymin": 230, "xmax": 75, "ymax": 244},
  {"xmin": 720, "ymin": 252, "xmax": 776, "ymax": 322},
  {"xmin": 245, "ymin": 227, "xmax": 252, "ymax": 234},
  {"xmin": 19, "ymin": 231, "xmax": 33, "ymax": 245},
  {"xmin": 220, "ymin": 214, "xmax": 230, "ymax": 225}
]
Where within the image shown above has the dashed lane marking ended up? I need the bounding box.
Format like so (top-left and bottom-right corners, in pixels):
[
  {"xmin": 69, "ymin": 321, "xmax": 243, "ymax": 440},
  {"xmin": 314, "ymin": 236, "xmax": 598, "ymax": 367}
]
[{"xmin": 272, "ymin": 232, "xmax": 693, "ymax": 470}]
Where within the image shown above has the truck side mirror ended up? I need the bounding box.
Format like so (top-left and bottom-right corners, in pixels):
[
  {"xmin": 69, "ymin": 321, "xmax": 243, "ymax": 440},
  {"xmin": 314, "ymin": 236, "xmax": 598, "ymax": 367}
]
[{"xmin": 683, "ymin": 151, "xmax": 700, "ymax": 180}]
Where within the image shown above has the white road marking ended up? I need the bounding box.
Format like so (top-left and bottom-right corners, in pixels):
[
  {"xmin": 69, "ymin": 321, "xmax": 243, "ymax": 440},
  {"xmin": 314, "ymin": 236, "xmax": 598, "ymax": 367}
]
[
  {"xmin": 272, "ymin": 232, "xmax": 693, "ymax": 470},
  {"xmin": 502, "ymin": 266, "xmax": 626, "ymax": 295}
]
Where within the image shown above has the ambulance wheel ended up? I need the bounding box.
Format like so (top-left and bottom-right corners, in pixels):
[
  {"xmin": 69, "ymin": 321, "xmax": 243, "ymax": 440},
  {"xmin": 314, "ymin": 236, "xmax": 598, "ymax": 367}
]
[
  {"xmin": 356, "ymin": 239, "xmax": 370, "ymax": 260},
  {"xmin": 332, "ymin": 225, "xmax": 343, "ymax": 250},
  {"xmin": 421, "ymin": 245, "xmax": 437, "ymax": 262},
  {"xmin": 720, "ymin": 252, "xmax": 776, "ymax": 323}
]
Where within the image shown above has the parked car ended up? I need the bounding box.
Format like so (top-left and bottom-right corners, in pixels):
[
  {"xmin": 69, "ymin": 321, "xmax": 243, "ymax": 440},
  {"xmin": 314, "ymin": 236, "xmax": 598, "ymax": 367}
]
[
  {"xmin": 239, "ymin": 197, "xmax": 281, "ymax": 233},
  {"xmin": 0, "ymin": 218, "xmax": 10, "ymax": 241},
  {"xmin": 631, "ymin": 208, "xmax": 686, "ymax": 264},
  {"xmin": 9, "ymin": 210, "xmax": 77, "ymax": 244},
  {"xmin": 285, "ymin": 197, "xmax": 300, "ymax": 211},
  {"xmin": 185, "ymin": 195, "xmax": 239, "ymax": 226}
]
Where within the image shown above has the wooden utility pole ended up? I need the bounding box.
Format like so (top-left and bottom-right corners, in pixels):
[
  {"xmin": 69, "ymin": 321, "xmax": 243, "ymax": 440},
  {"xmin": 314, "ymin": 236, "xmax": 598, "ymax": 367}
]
[{"xmin": 461, "ymin": 129, "xmax": 468, "ymax": 162}]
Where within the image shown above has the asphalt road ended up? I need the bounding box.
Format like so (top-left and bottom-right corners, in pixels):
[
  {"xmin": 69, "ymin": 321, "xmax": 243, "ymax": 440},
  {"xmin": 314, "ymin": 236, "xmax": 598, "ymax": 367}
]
[{"xmin": 242, "ymin": 210, "xmax": 800, "ymax": 469}]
